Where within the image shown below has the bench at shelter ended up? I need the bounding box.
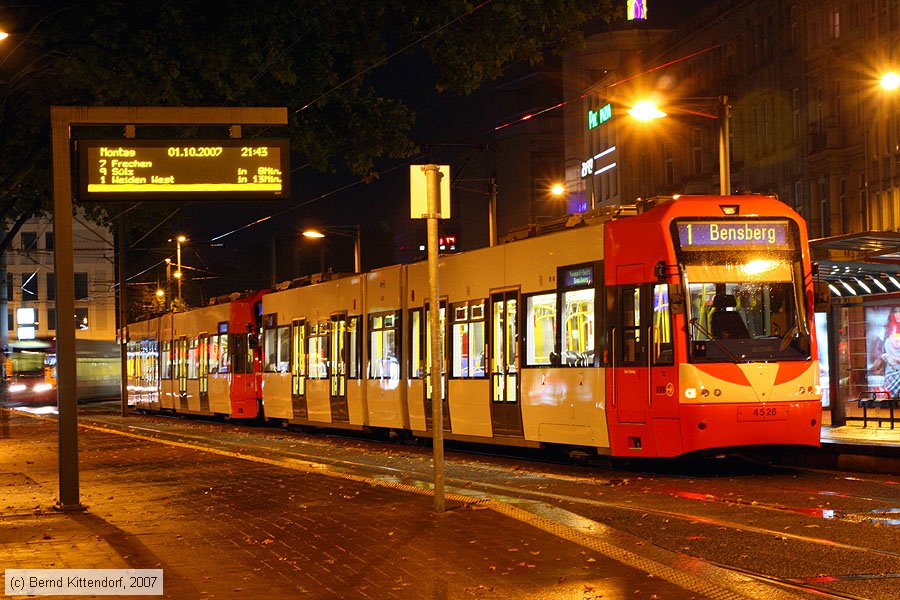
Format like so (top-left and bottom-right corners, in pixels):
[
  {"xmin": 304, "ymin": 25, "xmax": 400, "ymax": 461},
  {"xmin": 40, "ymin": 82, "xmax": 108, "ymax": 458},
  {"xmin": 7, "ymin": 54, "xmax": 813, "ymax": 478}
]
[{"xmin": 848, "ymin": 390, "xmax": 899, "ymax": 429}]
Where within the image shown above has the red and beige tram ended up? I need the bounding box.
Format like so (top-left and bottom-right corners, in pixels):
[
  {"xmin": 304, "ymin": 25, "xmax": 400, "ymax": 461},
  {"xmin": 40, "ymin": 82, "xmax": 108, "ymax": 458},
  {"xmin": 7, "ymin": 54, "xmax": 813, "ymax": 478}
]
[
  {"xmin": 127, "ymin": 195, "xmax": 821, "ymax": 457},
  {"xmin": 127, "ymin": 291, "xmax": 265, "ymax": 418}
]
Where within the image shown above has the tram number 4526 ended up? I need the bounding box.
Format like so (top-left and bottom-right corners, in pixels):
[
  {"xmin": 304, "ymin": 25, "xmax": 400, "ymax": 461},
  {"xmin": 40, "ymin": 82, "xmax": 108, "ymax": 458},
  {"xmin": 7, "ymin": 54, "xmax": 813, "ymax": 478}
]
[{"xmin": 737, "ymin": 406, "xmax": 788, "ymax": 422}]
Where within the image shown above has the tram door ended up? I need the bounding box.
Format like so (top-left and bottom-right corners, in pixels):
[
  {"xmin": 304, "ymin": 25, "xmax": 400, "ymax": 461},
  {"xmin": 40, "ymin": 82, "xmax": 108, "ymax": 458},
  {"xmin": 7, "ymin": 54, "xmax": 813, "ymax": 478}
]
[
  {"xmin": 613, "ymin": 274, "xmax": 648, "ymax": 424},
  {"xmin": 198, "ymin": 334, "xmax": 209, "ymax": 412},
  {"xmin": 291, "ymin": 319, "xmax": 308, "ymax": 419},
  {"xmin": 177, "ymin": 336, "xmax": 188, "ymax": 410},
  {"xmin": 490, "ymin": 291, "xmax": 523, "ymax": 436},
  {"xmin": 423, "ymin": 302, "xmax": 450, "ymax": 431},
  {"xmin": 329, "ymin": 314, "xmax": 350, "ymax": 423}
]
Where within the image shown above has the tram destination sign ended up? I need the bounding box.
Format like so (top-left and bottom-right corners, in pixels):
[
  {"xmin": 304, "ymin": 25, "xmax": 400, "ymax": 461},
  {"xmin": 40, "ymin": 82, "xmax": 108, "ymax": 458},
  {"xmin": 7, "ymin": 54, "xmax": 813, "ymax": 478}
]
[
  {"xmin": 77, "ymin": 139, "xmax": 290, "ymax": 201},
  {"xmin": 676, "ymin": 220, "xmax": 790, "ymax": 250}
]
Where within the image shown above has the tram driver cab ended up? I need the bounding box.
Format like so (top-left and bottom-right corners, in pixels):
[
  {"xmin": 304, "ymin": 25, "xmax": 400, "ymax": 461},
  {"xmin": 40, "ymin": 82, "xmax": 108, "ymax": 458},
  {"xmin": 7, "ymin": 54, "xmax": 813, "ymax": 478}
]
[{"xmin": 710, "ymin": 293, "xmax": 749, "ymax": 339}]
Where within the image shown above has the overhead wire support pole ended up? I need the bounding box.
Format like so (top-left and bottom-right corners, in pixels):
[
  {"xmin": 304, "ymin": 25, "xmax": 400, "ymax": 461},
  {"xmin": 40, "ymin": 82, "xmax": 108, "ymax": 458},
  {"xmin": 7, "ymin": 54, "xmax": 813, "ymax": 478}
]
[{"xmin": 424, "ymin": 164, "xmax": 445, "ymax": 513}]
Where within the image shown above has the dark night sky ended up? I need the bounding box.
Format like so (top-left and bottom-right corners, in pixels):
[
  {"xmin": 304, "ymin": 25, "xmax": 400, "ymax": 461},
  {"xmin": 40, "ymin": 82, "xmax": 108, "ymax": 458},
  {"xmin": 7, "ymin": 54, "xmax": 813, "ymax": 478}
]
[{"xmin": 164, "ymin": 0, "xmax": 717, "ymax": 302}]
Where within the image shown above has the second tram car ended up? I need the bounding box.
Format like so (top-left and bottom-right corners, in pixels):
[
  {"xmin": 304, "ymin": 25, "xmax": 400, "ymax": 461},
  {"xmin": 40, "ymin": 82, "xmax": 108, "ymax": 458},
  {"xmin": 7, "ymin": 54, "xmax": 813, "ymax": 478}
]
[{"xmin": 126, "ymin": 195, "xmax": 821, "ymax": 457}]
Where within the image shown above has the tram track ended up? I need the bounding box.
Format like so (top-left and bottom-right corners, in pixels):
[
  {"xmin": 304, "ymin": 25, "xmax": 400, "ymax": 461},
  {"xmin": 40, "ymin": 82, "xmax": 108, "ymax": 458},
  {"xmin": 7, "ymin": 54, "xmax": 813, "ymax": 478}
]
[{"xmin": 17, "ymin": 406, "xmax": 895, "ymax": 600}]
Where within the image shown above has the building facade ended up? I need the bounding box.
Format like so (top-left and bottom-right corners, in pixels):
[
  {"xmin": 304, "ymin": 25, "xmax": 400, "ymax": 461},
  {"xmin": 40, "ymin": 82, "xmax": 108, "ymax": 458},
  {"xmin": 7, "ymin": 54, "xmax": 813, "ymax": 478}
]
[
  {"xmin": 561, "ymin": 0, "xmax": 900, "ymax": 427},
  {"xmin": 4, "ymin": 210, "xmax": 116, "ymax": 344}
]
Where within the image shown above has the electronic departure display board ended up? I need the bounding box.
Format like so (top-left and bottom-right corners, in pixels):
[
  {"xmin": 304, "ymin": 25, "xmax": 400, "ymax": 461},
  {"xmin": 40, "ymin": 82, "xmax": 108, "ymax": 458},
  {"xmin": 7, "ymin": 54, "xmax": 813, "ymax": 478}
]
[{"xmin": 77, "ymin": 139, "xmax": 290, "ymax": 201}]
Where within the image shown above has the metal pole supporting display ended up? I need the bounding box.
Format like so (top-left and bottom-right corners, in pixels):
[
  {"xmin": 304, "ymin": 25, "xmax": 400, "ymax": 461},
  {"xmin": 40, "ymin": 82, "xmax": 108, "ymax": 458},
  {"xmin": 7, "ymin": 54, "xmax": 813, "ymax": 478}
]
[
  {"xmin": 424, "ymin": 164, "xmax": 445, "ymax": 513},
  {"xmin": 50, "ymin": 105, "xmax": 288, "ymax": 511}
]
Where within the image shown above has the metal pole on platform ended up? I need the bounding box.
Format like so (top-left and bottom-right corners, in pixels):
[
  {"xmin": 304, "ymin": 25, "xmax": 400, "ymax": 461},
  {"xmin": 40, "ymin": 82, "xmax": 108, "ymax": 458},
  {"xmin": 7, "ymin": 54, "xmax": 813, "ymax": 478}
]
[
  {"xmin": 425, "ymin": 164, "xmax": 445, "ymax": 513},
  {"xmin": 118, "ymin": 215, "xmax": 128, "ymax": 418}
]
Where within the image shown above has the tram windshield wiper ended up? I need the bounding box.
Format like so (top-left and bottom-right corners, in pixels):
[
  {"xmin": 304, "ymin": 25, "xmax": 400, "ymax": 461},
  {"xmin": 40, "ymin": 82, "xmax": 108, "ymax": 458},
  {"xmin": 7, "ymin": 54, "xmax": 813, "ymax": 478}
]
[{"xmin": 689, "ymin": 318, "xmax": 744, "ymax": 363}]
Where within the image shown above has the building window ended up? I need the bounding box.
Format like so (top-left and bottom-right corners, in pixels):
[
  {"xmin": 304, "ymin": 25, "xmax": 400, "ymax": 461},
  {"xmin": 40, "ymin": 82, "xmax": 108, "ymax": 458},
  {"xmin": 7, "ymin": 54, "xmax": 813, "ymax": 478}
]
[
  {"xmin": 7, "ymin": 311, "xmax": 12, "ymax": 332},
  {"xmin": 74, "ymin": 273, "xmax": 88, "ymax": 300},
  {"xmin": 790, "ymin": 5, "xmax": 799, "ymax": 50},
  {"xmin": 830, "ymin": 7, "xmax": 841, "ymax": 38},
  {"xmin": 21, "ymin": 232, "xmax": 37, "ymax": 251},
  {"xmin": 44, "ymin": 233, "xmax": 54, "ymax": 250},
  {"xmin": 5, "ymin": 273, "xmax": 11, "ymax": 302},
  {"xmin": 819, "ymin": 178, "xmax": 830, "ymax": 237},
  {"xmin": 46, "ymin": 309, "xmax": 56, "ymax": 330},
  {"xmin": 792, "ymin": 88, "xmax": 801, "ymax": 141},
  {"xmin": 664, "ymin": 143, "xmax": 675, "ymax": 186},
  {"xmin": 692, "ymin": 129, "xmax": 703, "ymax": 175},
  {"xmin": 46, "ymin": 273, "xmax": 55, "ymax": 301},
  {"xmin": 75, "ymin": 307, "xmax": 89, "ymax": 330}
]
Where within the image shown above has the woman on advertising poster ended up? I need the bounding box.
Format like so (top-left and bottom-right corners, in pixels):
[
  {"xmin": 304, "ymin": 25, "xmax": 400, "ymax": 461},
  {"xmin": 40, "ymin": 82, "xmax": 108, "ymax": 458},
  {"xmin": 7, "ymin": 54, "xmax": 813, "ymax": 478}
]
[{"xmin": 882, "ymin": 306, "xmax": 900, "ymax": 397}]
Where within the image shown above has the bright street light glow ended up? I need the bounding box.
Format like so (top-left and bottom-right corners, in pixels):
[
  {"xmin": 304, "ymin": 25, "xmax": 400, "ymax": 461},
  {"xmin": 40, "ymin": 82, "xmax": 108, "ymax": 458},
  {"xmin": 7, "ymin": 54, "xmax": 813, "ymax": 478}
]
[
  {"xmin": 0, "ymin": 32, "xmax": 8, "ymax": 41},
  {"xmin": 177, "ymin": 235, "xmax": 187, "ymax": 243},
  {"xmin": 302, "ymin": 229, "xmax": 326, "ymax": 239},
  {"xmin": 881, "ymin": 71, "xmax": 900, "ymax": 91},
  {"xmin": 174, "ymin": 271, "xmax": 182, "ymax": 279},
  {"xmin": 550, "ymin": 183, "xmax": 565, "ymax": 196},
  {"xmin": 628, "ymin": 101, "xmax": 667, "ymax": 121},
  {"xmin": 156, "ymin": 289, "xmax": 165, "ymax": 297}
]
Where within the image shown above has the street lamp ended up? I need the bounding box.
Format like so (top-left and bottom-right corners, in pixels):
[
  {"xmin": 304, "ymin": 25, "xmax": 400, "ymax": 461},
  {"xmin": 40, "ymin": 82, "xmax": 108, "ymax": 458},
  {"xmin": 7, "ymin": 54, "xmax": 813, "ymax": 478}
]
[
  {"xmin": 302, "ymin": 226, "xmax": 361, "ymax": 274},
  {"xmin": 628, "ymin": 96, "xmax": 732, "ymax": 195},
  {"xmin": 167, "ymin": 235, "xmax": 187, "ymax": 306}
]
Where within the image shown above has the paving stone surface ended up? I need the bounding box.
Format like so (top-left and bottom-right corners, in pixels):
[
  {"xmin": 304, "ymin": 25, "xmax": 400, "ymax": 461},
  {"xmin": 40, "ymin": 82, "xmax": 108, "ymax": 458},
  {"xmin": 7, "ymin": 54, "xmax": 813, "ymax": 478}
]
[{"xmin": 0, "ymin": 409, "xmax": 708, "ymax": 598}]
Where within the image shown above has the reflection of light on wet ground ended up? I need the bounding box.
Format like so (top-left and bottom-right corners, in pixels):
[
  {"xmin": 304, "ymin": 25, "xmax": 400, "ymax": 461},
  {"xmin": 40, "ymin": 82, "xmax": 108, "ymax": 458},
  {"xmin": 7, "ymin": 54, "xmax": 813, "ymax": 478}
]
[
  {"xmin": 12, "ymin": 405, "xmax": 58, "ymax": 416},
  {"xmin": 666, "ymin": 488, "xmax": 900, "ymax": 525}
]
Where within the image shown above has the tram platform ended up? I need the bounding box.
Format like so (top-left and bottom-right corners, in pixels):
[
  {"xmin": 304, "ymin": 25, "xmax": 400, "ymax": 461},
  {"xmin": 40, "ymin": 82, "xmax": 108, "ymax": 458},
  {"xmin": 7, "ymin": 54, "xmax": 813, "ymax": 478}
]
[
  {"xmin": 782, "ymin": 423, "xmax": 900, "ymax": 474},
  {"xmin": 1, "ymin": 408, "xmax": 756, "ymax": 600}
]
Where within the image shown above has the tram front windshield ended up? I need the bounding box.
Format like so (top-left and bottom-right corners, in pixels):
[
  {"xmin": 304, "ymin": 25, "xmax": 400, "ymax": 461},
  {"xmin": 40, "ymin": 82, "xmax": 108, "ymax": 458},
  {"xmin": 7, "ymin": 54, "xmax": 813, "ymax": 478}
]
[{"xmin": 682, "ymin": 257, "xmax": 810, "ymax": 362}]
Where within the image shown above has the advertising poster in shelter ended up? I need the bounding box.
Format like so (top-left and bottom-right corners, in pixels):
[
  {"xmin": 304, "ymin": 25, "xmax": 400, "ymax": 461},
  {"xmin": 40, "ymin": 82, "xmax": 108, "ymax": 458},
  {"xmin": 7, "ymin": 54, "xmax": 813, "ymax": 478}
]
[
  {"xmin": 815, "ymin": 313, "xmax": 829, "ymax": 407},
  {"xmin": 866, "ymin": 305, "xmax": 900, "ymax": 397}
]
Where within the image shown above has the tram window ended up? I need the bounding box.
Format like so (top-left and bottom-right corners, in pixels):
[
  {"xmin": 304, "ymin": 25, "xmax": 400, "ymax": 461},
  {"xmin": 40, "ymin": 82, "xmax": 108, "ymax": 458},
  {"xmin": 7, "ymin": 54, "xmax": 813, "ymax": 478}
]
[
  {"xmin": 347, "ymin": 316, "xmax": 361, "ymax": 379},
  {"xmin": 187, "ymin": 338, "xmax": 199, "ymax": 379},
  {"xmin": 562, "ymin": 289, "xmax": 595, "ymax": 367},
  {"xmin": 218, "ymin": 332, "xmax": 229, "ymax": 374},
  {"xmin": 232, "ymin": 334, "xmax": 253, "ymax": 374},
  {"xmin": 369, "ymin": 311, "xmax": 400, "ymax": 380},
  {"xmin": 146, "ymin": 340, "xmax": 159, "ymax": 386},
  {"xmin": 161, "ymin": 341, "xmax": 172, "ymax": 380},
  {"xmin": 451, "ymin": 300, "xmax": 486, "ymax": 378},
  {"xmin": 653, "ymin": 284, "xmax": 674, "ymax": 365},
  {"xmin": 621, "ymin": 287, "xmax": 643, "ymax": 364},
  {"xmin": 308, "ymin": 321, "xmax": 329, "ymax": 379},
  {"xmin": 208, "ymin": 335, "xmax": 220, "ymax": 374},
  {"xmin": 292, "ymin": 320, "xmax": 307, "ymax": 396},
  {"xmin": 410, "ymin": 309, "xmax": 424, "ymax": 379},
  {"xmin": 264, "ymin": 325, "xmax": 290, "ymax": 373},
  {"xmin": 524, "ymin": 293, "xmax": 557, "ymax": 366}
]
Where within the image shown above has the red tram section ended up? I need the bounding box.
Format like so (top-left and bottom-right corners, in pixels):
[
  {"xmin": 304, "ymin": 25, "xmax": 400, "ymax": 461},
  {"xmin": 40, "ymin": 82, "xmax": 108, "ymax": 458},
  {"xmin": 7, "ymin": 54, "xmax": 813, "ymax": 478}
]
[
  {"xmin": 603, "ymin": 196, "xmax": 820, "ymax": 456},
  {"xmin": 127, "ymin": 290, "xmax": 266, "ymax": 419}
]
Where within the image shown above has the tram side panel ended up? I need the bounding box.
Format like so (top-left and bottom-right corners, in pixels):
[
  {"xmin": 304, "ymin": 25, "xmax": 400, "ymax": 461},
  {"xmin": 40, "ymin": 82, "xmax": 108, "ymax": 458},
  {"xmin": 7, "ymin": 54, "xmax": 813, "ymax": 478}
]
[
  {"xmin": 407, "ymin": 245, "xmax": 503, "ymax": 438},
  {"xmin": 364, "ymin": 265, "xmax": 407, "ymax": 429},
  {"xmin": 172, "ymin": 304, "xmax": 231, "ymax": 415},
  {"xmin": 127, "ymin": 317, "xmax": 159, "ymax": 410},
  {"xmin": 507, "ymin": 226, "xmax": 608, "ymax": 449},
  {"xmin": 261, "ymin": 275, "xmax": 364, "ymax": 427},
  {"xmin": 260, "ymin": 286, "xmax": 300, "ymax": 422},
  {"xmin": 158, "ymin": 313, "xmax": 178, "ymax": 411}
]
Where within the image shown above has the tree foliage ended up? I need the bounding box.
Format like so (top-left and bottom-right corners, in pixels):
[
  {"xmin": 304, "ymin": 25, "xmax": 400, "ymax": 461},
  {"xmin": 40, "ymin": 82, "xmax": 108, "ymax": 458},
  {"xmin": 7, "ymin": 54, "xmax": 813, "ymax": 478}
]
[{"xmin": 0, "ymin": 0, "xmax": 612, "ymax": 231}]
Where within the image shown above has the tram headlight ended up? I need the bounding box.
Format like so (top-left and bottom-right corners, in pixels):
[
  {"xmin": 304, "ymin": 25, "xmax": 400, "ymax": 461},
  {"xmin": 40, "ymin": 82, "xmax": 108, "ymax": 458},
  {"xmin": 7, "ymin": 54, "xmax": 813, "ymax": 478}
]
[
  {"xmin": 33, "ymin": 383, "xmax": 53, "ymax": 393},
  {"xmin": 8, "ymin": 383, "xmax": 27, "ymax": 393},
  {"xmin": 685, "ymin": 387, "xmax": 697, "ymax": 399}
]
